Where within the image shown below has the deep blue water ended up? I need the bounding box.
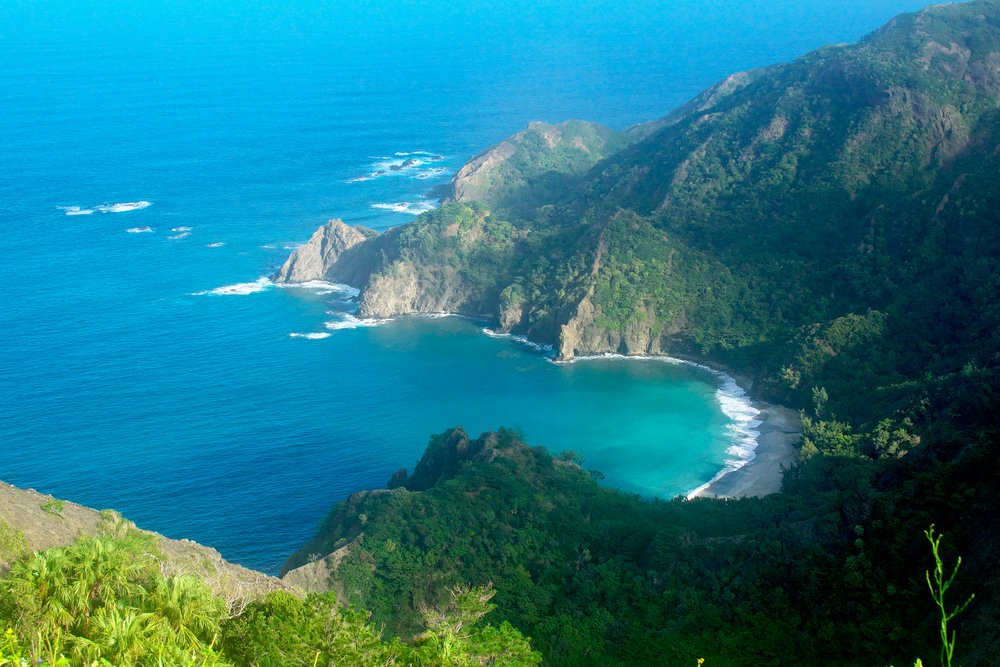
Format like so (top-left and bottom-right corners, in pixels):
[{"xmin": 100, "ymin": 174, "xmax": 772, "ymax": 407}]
[{"xmin": 0, "ymin": 0, "xmax": 932, "ymax": 573}]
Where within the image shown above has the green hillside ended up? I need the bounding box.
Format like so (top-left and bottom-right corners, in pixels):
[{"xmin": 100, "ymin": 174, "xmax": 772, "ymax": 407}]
[{"xmin": 280, "ymin": 2, "xmax": 1000, "ymax": 665}]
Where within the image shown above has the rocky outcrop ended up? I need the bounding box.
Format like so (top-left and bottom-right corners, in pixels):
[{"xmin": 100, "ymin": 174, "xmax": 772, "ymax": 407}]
[
  {"xmin": 557, "ymin": 295, "xmax": 664, "ymax": 361},
  {"xmin": 273, "ymin": 219, "xmax": 374, "ymax": 283},
  {"xmin": 282, "ymin": 537, "xmax": 360, "ymax": 595},
  {"xmin": 358, "ymin": 262, "xmax": 476, "ymax": 318}
]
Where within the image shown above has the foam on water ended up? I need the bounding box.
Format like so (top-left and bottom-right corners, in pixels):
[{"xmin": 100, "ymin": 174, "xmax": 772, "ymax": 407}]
[
  {"xmin": 126, "ymin": 226, "xmax": 154, "ymax": 233},
  {"xmin": 415, "ymin": 167, "xmax": 448, "ymax": 179},
  {"xmin": 276, "ymin": 281, "xmax": 359, "ymax": 297},
  {"xmin": 58, "ymin": 205, "xmax": 95, "ymax": 216},
  {"xmin": 324, "ymin": 313, "xmax": 391, "ymax": 330},
  {"xmin": 371, "ymin": 201, "xmax": 437, "ymax": 215},
  {"xmin": 168, "ymin": 232, "xmax": 191, "ymax": 239},
  {"xmin": 171, "ymin": 226, "xmax": 193, "ymax": 233},
  {"xmin": 193, "ymin": 277, "xmax": 272, "ymax": 296},
  {"xmin": 684, "ymin": 375, "xmax": 763, "ymax": 498},
  {"xmin": 288, "ymin": 332, "xmax": 332, "ymax": 340},
  {"xmin": 206, "ymin": 242, "xmax": 225, "ymax": 248},
  {"xmin": 481, "ymin": 328, "xmax": 556, "ymax": 355},
  {"xmin": 97, "ymin": 201, "xmax": 152, "ymax": 213},
  {"xmin": 348, "ymin": 151, "xmax": 446, "ymax": 182}
]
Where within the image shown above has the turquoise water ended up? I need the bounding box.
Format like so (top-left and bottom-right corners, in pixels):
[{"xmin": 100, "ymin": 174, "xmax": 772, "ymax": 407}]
[{"xmin": 0, "ymin": 0, "xmax": 931, "ymax": 573}]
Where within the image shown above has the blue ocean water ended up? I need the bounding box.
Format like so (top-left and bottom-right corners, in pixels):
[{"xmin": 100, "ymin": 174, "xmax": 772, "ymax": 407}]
[{"xmin": 0, "ymin": 0, "xmax": 931, "ymax": 573}]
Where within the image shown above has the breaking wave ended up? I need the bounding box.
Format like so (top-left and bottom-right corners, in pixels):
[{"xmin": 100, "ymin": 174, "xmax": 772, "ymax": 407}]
[
  {"xmin": 371, "ymin": 201, "xmax": 437, "ymax": 215},
  {"xmin": 193, "ymin": 277, "xmax": 272, "ymax": 296},
  {"xmin": 97, "ymin": 201, "xmax": 152, "ymax": 213},
  {"xmin": 324, "ymin": 313, "xmax": 391, "ymax": 330},
  {"xmin": 126, "ymin": 226, "xmax": 154, "ymax": 233},
  {"xmin": 347, "ymin": 152, "xmax": 446, "ymax": 182},
  {"xmin": 481, "ymin": 328, "xmax": 556, "ymax": 355},
  {"xmin": 59, "ymin": 205, "xmax": 94, "ymax": 216},
  {"xmin": 276, "ymin": 281, "xmax": 359, "ymax": 297},
  {"xmin": 288, "ymin": 332, "xmax": 332, "ymax": 340}
]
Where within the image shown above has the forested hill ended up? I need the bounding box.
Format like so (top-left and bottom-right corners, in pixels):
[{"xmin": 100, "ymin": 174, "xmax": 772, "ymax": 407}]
[
  {"xmin": 276, "ymin": 1, "xmax": 1000, "ymax": 419},
  {"xmin": 277, "ymin": 2, "xmax": 1000, "ymax": 665}
]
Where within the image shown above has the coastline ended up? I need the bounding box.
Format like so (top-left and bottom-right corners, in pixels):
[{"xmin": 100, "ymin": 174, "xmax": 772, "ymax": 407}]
[
  {"xmin": 546, "ymin": 348, "xmax": 802, "ymax": 499},
  {"xmin": 691, "ymin": 400, "xmax": 802, "ymax": 498}
]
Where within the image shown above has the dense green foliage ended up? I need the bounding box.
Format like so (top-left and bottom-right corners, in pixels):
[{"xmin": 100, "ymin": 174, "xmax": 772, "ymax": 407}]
[
  {"xmin": 0, "ymin": 519, "xmax": 540, "ymax": 666},
  {"xmin": 10, "ymin": 2, "xmax": 1000, "ymax": 665},
  {"xmin": 282, "ymin": 9, "xmax": 1000, "ymax": 663},
  {"xmin": 439, "ymin": 120, "xmax": 626, "ymax": 214},
  {"xmin": 286, "ymin": 421, "xmax": 995, "ymax": 666}
]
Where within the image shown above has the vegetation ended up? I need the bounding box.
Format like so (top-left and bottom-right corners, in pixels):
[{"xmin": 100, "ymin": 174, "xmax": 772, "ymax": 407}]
[
  {"xmin": 277, "ymin": 8, "xmax": 1000, "ymax": 663},
  {"xmin": 0, "ymin": 518, "xmax": 540, "ymax": 666},
  {"xmin": 8, "ymin": 1, "xmax": 1000, "ymax": 665},
  {"xmin": 286, "ymin": 420, "xmax": 996, "ymax": 666}
]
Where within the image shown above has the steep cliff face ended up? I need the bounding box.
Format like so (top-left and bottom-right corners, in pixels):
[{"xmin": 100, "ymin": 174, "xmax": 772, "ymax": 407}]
[
  {"xmin": 273, "ymin": 219, "xmax": 376, "ymax": 283},
  {"xmin": 358, "ymin": 260, "xmax": 479, "ymax": 318}
]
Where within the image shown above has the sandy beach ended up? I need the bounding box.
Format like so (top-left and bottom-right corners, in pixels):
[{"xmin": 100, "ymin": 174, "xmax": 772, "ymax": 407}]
[{"xmin": 696, "ymin": 401, "xmax": 803, "ymax": 498}]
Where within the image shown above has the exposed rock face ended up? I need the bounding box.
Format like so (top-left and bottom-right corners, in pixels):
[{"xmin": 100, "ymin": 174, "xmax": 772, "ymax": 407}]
[
  {"xmin": 357, "ymin": 261, "xmax": 421, "ymax": 317},
  {"xmin": 282, "ymin": 537, "xmax": 359, "ymax": 595},
  {"xmin": 0, "ymin": 480, "xmax": 292, "ymax": 603},
  {"xmin": 557, "ymin": 296, "xmax": 664, "ymax": 361},
  {"xmin": 358, "ymin": 260, "xmax": 476, "ymax": 318},
  {"xmin": 273, "ymin": 219, "xmax": 372, "ymax": 283}
]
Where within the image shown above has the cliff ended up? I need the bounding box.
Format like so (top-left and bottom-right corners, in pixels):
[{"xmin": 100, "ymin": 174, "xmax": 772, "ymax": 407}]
[{"xmin": 273, "ymin": 219, "xmax": 379, "ymax": 284}]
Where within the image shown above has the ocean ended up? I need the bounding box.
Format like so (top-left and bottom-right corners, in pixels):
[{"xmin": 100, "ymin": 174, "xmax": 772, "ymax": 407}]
[{"xmin": 0, "ymin": 0, "xmax": 931, "ymax": 573}]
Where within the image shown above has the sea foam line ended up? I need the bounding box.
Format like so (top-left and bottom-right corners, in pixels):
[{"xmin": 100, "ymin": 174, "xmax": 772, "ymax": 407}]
[
  {"xmin": 371, "ymin": 201, "xmax": 438, "ymax": 215},
  {"xmin": 347, "ymin": 151, "xmax": 446, "ymax": 183},
  {"xmin": 276, "ymin": 281, "xmax": 360, "ymax": 298},
  {"xmin": 289, "ymin": 332, "xmax": 332, "ymax": 340},
  {"xmin": 324, "ymin": 313, "xmax": 392, "ymax": 330},
  {"xmin": 192, "ymin": 277, "xmax": 273, "ymax": 296},
  {"xmin": 481, "ymin": 328, "xmax": 556, "ymax": 355},
  {"xmin": 58, "ymin": 201, "xmax": 152, "ymax": 216}
]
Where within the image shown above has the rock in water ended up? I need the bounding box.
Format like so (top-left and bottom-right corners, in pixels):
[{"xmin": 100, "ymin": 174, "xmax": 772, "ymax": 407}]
[{"xmin": 273, "ymin": 219, "xmax": 371, "ymax": 283}]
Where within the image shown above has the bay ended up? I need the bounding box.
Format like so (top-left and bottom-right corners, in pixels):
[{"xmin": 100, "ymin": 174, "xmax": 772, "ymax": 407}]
[{"xmin": 0, "ymin": 0, "xmax": 930, "ymax": 573}]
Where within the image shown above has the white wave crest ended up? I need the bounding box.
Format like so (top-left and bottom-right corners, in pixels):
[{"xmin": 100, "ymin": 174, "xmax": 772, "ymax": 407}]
[
  {"xmin": 394, "ymin": 151, "xmax": 441, "ymax": 158},
  {"xmin": 126, "ymin": 226, "xmax": 154, "ymax": 233},
  {"xmin": 97, "ymin": 201, "xmax": 152, "ymax": 213},
  {"xmin": 193, "ymin": 277, "xmax": 272, "ymax": 296},
  {"xmin": 168, "ymin": 232, "xmax": 190, "ymax": 239},
  {"xmin": 206, "ymin": 242, "xmax": 225, "ymax": 248},
  {"xmin": 59, "ymin": 205, "xmax": 95, "ymax": 216},
  {"xmin": 371, "ymin": 201, "xmax": 437, "ymax": 215},
  {"xmin": 171, "ymin": 226, "xmax": 192, "ymax": 233},
  {"xmin": 324, "ymin": 313, "xmax": 391, "ymax": 330},
  {"xmin": 348, "ymin": 152, "xmax": 445, "ymax": 182},
  {"xmin": 289, "ymin": 332, "xmax": 332, "ymax": 340},
  {"xmin": 481, "ymin": 328, "xmax": 556, "ymax": 354},
  {"xmin": 276, "ymin": 280, "xmax": 360, "ymax": 297},
  {"xmin": 415, "ymin": 167, "xmax": 448, "ymax": 180}
]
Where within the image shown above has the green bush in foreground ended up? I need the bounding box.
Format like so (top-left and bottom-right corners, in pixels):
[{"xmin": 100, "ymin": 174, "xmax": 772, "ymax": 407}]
[{"xmin": 0, "ymin": 527, "xmax": 540, "ymax": 666}]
